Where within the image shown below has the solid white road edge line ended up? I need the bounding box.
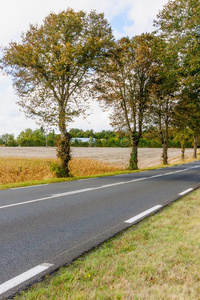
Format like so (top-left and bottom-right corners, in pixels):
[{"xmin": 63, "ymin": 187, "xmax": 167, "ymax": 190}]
[
  {"xmin": 179, "ymin": 188, "xmax": 194, "ymax": 196},
  {"xmin": 78, "ymin": 178, "xmax": 97, "ymax": 181},
  {"xmin": 0, "ymin": 165, "xmax": 198, "ymax": 210},
  {"xmin": 0, "ymin": 263, "xmax": 53, "ymax": 295},
  {"xmin": 12, "ymin": 184, "xmax": 49, "ymax": 190},
  {"xmin": 125, "ymin": 205, "xmax": 163, "ymax": 224}
]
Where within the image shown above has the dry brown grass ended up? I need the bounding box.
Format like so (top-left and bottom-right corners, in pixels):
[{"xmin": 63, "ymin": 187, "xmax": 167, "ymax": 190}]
[
  {"xmin": 69, "ymin": 158, "xmax": 123, "ymax": 177},
  {"xmin": 0, "ymin": 157, "xmax": 123, "ymax": 184},
  {"xmin": 0, "ymin": 148, "xmax": 199, "ymax": 185},
  {"xmin": 0, "ymin": 157, "xmax": 55, "ymax": 184}
]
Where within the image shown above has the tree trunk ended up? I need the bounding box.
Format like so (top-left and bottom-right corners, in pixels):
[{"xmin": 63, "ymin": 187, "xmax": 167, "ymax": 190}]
[
  {"xmin": 57, "ymin": 132, "xmax": 71, "ymax": 177},
  {"xmin": 193, "ymin": 134, "xmax": 198, "ymax": 159},
  {"xmin": 159, "ymin": 131, "xmax": 168, "ymax": 165},
  {"xmin": 57, "ymin": 109, "xmax": 71, "ymax": 177},
  {"xmin": 181, "ymin": 144, "xmax": 185, "ymax": 160},
  {"xmin": 160, "ymin": 111, "xmax": 169, "ymax": 165},
  {"xmin": 162, "ymin": 142, "xmax": 168, "ymax": 165},
  {"xmin": 129, "ymin": 133, "xmax": 139, "ymax": 170}
]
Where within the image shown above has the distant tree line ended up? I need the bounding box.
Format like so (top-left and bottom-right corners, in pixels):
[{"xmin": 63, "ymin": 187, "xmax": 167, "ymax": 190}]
[
  {"xmin": 0, "ymin": 1, "xmax": 199, "ymax": 175},
  {"xmin": 0, "ymin": 129, "xmax": 56, "ymax": 147},
  {"xmin": 0, "ymin": 127, "xmax": 196, "ymax": 149}
]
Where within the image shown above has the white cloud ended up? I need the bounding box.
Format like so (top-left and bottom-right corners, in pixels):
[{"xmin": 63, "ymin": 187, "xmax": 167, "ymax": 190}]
[
  {"xmin": 0, "ymin": 77, "xmax": 37, "ymax": 136},
  {"xmin": 0, "ymin": 0, "xmax": 169, "ymax": 136},
  {"xmin": 123, "ymin": 0, "xmax": 168, "ymax": 36},
  {"xmin": 69, "ymin": 100, "xmax": 112, "ymax": 132},
  {"xmin": 0, "ymin": 0, "xmax": 169, "ymax": 45},
  {"xmin": 0, "ymin": 0, "xmax": 130, "ymax": 45}
]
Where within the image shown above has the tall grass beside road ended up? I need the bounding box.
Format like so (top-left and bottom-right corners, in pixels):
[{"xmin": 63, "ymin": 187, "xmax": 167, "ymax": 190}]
[
  {"xmin": 0, "ymin": 157, "xmax": 54, "ymax": 184},
  {"xmin": 16, "ymin": 189, "xmax": 200, "ymax": 300},
  {"xmin": 0, "ymin": 157, "xmax": 123, "ymax": 185},
  {"xmin": 69, "ymin": 158, "xmax": 123, "ymax": 177},
  {"xmin": 0, "ymin": 152, "xmax": 199, "ymax": 186}
]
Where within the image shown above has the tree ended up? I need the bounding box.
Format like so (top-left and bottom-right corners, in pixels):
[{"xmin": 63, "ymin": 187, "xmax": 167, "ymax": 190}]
[
  {"xmin": 47, "ymin": 130, "xmax": 56, "ymax": 147},
  {"xmin": 173, "ymin": 127, "xmax": 193, "ymax": 160},
  {"xmin": 149, "ymin": 37, "xmax": 179, "ymax": 164},
  {"xmin": 95, "ymin": 34, "xmax": 155, "ymax": 169},
  {"xmin": 171, "ymin": 100, "xmax": 194, "ymax": 160},
  {"xmin": 175, "ymin": 86, "xmax": 200, "ymax": 158},
  {"xmin": 0, "ymin": 9, "xmax": 113, "ymax": 176},
  {"xmin": 0, "ymin": 134, "xmax": 18, "ymax": 146},
  {"xmin": 17, "ymin": 129, "xmax": 34, "ymax": 146},
  {"xmin": 154, "ymin": 0, "xmax": 200, "ymax": 159}
]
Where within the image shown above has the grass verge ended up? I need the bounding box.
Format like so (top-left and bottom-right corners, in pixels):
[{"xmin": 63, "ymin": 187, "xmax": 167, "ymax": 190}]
[{"xmin": 16, "ymin": 189, "xmax": 200, "ymax": 300}]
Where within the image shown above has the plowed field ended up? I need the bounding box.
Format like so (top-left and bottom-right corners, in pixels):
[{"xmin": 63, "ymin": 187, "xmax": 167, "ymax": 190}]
[{"xmin": 0, "ymin": 147, "xmax": 195, "ymax": 168}]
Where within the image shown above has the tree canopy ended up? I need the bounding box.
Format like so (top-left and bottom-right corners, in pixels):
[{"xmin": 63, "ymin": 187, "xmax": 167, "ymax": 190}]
[
  {"xmin": 95, "ymin": 34, "xmax": 156, "ymax": 169},
  {"xmin": 154, "ymin": 0, "xmax": 200, "ymax": 159},
  {"xmin": 0, "ymin": 9, "xmax": 114, "ymax": 175}
]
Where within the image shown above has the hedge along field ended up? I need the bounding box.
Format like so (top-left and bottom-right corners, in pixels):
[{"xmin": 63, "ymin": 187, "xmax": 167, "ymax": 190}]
[{"xmin": 0, "ymin": 157, "xmax": 123, "ymax": 184}]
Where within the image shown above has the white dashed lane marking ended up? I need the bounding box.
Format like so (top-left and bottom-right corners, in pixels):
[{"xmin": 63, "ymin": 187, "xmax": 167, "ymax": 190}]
[
  {"xmin": 124, "ymin": 205, "xmax": 163, "ymax": 224},
  {"xmin": 179, "ymin": 188, "xmax": 194, "ymax": 196},
  {"xmin": 0, "ymin": 263, "xmax": 53, "ymax": 295}
]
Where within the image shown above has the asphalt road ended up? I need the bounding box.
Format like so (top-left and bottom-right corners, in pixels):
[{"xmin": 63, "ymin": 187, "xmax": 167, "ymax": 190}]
[{"xmin": 0, "ymin": 160, "xmax": 200, "ymax": 299}]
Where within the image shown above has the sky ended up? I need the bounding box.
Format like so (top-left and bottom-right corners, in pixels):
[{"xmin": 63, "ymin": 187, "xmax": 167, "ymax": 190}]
[{"xmin": 0, "ymin": 0, "xmax": 168, "ymax": 136}]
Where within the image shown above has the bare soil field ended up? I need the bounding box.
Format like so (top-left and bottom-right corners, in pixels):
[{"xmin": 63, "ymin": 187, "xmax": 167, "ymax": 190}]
[{"xmin": 0, "ymin": 147, "xmax": 195, "ymax": 168}]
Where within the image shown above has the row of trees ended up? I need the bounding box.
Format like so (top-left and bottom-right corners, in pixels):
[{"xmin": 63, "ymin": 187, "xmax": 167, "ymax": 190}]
[
  {"xmin": 0, "ymin": 127, "xmax": 196, "ymax": 148},
  {"xmin": 0, "ymin": 129, "xmax": 56, "ymax": 147},
  {"xmin": 69, "ymin": 127, "xmax": 196, "ymax": 149},
  {"xmin": 0, "ymin": 0, "xmax": 199, "ymax": 175}
]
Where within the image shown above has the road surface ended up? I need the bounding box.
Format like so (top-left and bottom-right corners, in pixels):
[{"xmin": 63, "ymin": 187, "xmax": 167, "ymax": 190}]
[{"xmin": 0, "ymin": 160, "xmax": 200, "ymax": 299}]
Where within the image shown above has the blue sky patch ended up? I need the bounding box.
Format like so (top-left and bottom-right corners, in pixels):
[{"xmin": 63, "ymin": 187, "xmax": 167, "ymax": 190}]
[{"xmin": 111, "ymin": 8, "xmax": 134, "ymax": 34}]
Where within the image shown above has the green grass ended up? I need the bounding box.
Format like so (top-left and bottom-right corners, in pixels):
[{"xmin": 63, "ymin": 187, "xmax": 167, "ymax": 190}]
[{"xmin": 16, "ymin": 189, "xmax": 200, "ymax": 300}]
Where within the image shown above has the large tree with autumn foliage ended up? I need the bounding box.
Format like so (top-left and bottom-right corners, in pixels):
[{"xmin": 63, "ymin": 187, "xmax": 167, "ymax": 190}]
[
  {"xmin": 154, "ymin": 0, "xmax": 200, "ymax": 158},
  {"xmin": 95, "ymin": 34, "xmax": 155, "ymax": 170},
  {"xmin": 0, "ymin": 9, "xmax": 113, "ymax": 176},
  {"xmin": 149, "ymin": 37, "xmax": 179, "ymax": 165}
]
